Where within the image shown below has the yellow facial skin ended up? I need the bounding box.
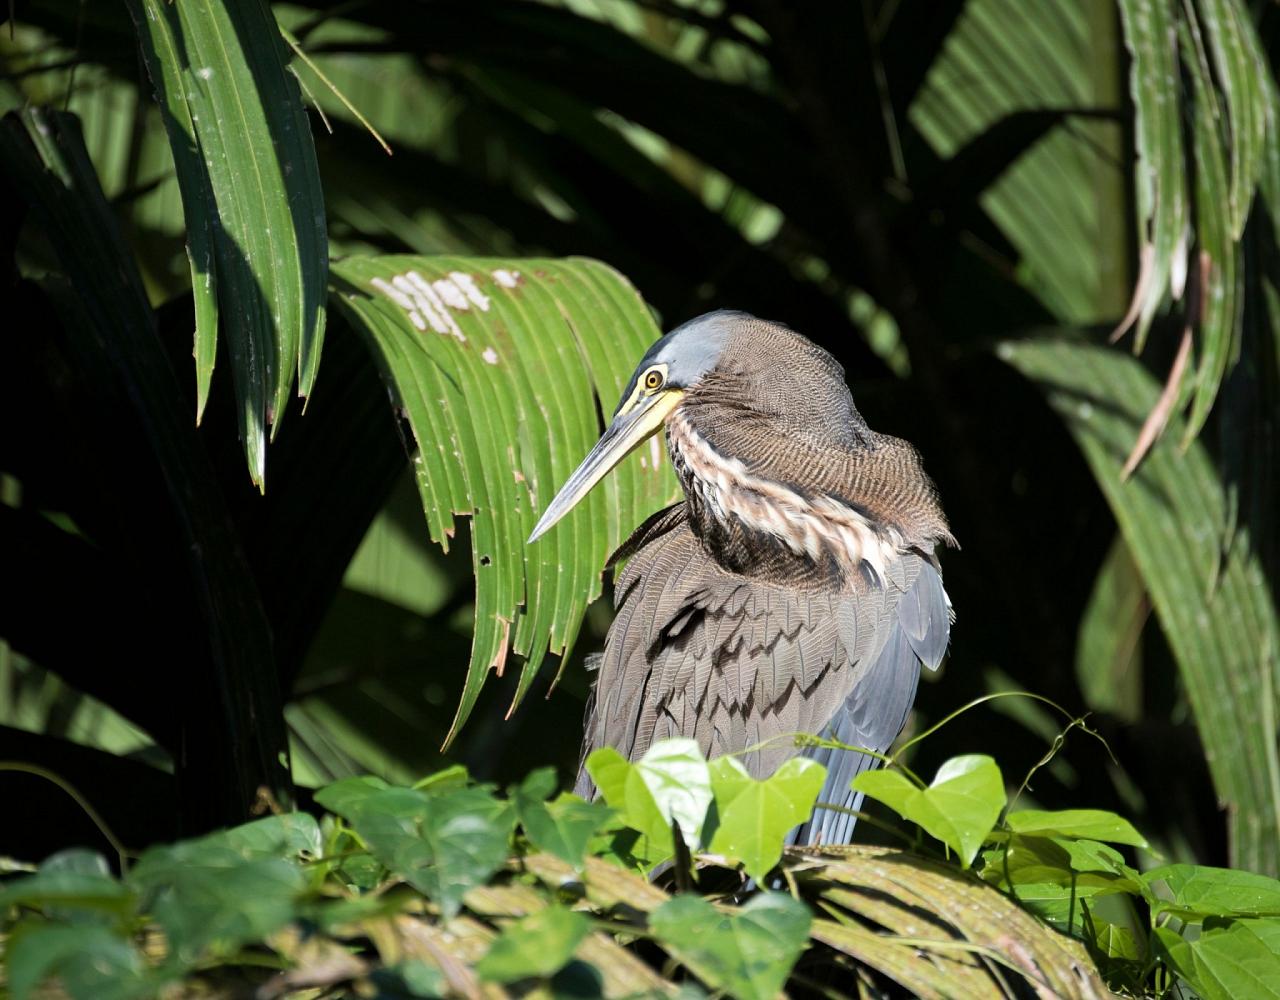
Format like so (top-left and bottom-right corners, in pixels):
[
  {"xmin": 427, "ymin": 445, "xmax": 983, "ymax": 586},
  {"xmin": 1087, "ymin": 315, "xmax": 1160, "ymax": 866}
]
[
  {"xmin": 616, "ymin": 363, "xmax": 670, "ymax": 417},
  {"xmin": 527, "ymin": 363, "xmax": 682, "ymax": 543}
]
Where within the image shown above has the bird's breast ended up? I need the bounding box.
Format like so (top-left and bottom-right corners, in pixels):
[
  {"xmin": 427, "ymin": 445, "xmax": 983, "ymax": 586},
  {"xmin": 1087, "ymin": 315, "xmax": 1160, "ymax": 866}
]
[{"xmin": 665, "ymin": 410, "xmax": 904, "ymax": 586}]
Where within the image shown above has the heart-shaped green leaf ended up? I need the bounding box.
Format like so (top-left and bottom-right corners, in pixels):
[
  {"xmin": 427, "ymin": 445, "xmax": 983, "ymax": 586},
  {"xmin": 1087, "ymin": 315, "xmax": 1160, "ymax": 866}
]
[
  {"xmin": 1006, "ymin": 808, "xmax": 1148, "ymax": 847},
  {"xmin": 649, "ymin": 892, "xmax": 811, "ymax": 1000},
  {"xmin": 587, "ymin": 738, "xmax": 713, "ymax": 861},
  {"xmin": 313, "ymin": 783, "xmax": 514, "ymax": 917},
  {"xmin": 1155, "ymin": 918, "xmax": 1280, "ymax": 1000},
  {"xmin": 512, "ymin": 768, "xmax": 613, "ymax": 868},
  {"xmin": 708, "ymin": 757, "xmax": 826, "ymax": 881},
  {"xmin": 1145, "ymin": 865, "xmax": 1280, "ymax": 920},
  {"xmin": 854, "ymin": 754, "xmax": 1005, "ymax": 867}
]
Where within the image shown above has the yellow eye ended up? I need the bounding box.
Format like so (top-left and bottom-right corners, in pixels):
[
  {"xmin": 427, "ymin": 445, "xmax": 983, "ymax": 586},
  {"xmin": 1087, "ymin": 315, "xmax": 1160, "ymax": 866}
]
[{"xmin": 643, "ymin": 368, "xmax": 665, "ymax": 391}]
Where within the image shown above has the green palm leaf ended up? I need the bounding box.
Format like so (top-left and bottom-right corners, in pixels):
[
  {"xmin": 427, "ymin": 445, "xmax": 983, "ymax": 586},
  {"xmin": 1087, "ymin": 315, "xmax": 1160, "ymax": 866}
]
[
  {"xmin": 1002, "ymin": 336, "xmax": 1280, "ymax": 875},
  {"xmin": 127, "ymin": 0, "xmax": 328, "ymax": 488},
  {"xmin": 332, "ymin": 256, "xmax": 679, "ymax": 744}
]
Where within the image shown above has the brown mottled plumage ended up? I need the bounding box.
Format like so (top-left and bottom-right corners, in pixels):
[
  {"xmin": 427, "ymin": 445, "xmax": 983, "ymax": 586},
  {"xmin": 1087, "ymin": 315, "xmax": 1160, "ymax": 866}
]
[{"xmin": 531, "ymin": 311, "xmax": 954, "ymax": 845}]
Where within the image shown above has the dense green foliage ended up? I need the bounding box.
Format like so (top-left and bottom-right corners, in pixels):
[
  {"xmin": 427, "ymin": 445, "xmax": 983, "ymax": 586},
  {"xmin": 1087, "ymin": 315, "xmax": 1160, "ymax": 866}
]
[
  {"xmin": 5, "ymin": 738, "xmax": 1279, "ymax": 997},
  {"xmin": 2, "ymin": 0, "xmax": 1280, "ymax": 995}
]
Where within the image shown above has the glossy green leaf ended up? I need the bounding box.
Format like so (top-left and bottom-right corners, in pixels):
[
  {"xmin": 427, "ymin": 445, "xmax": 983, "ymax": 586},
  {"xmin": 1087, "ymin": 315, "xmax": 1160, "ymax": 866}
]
[
  {"xmin": 586, "ymin": 752, "xmax": 672, "ymax": 866},
  {"xmin": 649, "ymin": 892, "xmax": 811, "ymax": 1000},
  {"xmin": 1006, "ymin": 808, "xmax": 1149, "ymax": 847},
  {"xmin": 707, "ymin": 756, "xmax": 826, "ymax": 881},
  {"xmin": 126, "ymin": 0, "xmax": 328, "ymax": 486},
  {"xmin": 586, "ymin": 738, "xmax": 713, "ymax": 858},
  {"xmin": 632, "ymin": 738, "xmax": 714, "ymax": 847},
  {"xmin": 1001, "ymin": 337, "xmax": 1280, "ymax": 875},
  {"xmin": 1145, "ymin": 864, "xmax": 1280, "ymax": 919},
  {"xmin": 854, "ymin": 754, "xmax": 1006, "ymax": 867},
  {"xmin": 1156, "ymin": 918, "xmax": 1280, "ymax": 1000},
  {"xmin": 978, "ymin": 834, "xmax": 1142, "ymax": 935},
  {"xmin": 512, "ymin": 768, "xmax": 613, "ymax": 868},
  {"xmin": 475, "ymin": 904, "xmax": 591, "ymax": 982},
  {"xmin": 331, "ymin": 255, "xmax": 678, "ymax": 742}
]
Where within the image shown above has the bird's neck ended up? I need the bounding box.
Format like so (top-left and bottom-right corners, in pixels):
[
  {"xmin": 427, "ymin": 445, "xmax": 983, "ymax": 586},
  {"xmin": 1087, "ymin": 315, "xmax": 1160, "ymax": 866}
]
[{"xmin": 665, "ymin": 409, "xmax": 905, "ymax": 586}]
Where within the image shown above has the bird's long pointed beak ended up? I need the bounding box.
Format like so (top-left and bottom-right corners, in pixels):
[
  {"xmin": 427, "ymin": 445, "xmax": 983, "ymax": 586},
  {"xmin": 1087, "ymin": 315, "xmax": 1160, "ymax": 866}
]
[{"xmin": 528, "ymin": 389, "xmax": 683, "ymax": 543}]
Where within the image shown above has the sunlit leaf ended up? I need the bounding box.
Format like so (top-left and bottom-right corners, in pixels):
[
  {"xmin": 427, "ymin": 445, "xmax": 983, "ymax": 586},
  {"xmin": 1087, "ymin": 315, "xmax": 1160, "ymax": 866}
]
[
  {"xmin": 586, "ymin": 738, "xmax": 712, "ymax": 859},
  {"xmin": 1006, "ymin": 808, "xmax": 1149, "ymax": 847},
  {"xmin": 854, "ymin": 755, "xmax": 1006, "ymax": 867},
  {"xmin": 978, "ymin": 833, "xmax": 1142, "ymax": 935},
  {"xmin": 1145, "ymin": 864, "xmax": 1280, "ymax": 920},
  {"xmin": 332, "ymin": 255, "xmax": 678, "ymax": 742},
  {"xmin": 1156, "ymin": 917, "xmax": 1280, "ymax": 1000},
  {"xmin": 706, "ymin": 756, "xmax": 825, "ymax": 881},
  {"xmin": 126, "ymin": 0, "xmax": 328, "ymax": 486},
  {"xmin": 586, "ymin": 749, "xmax": 672, "ymax": 866}
]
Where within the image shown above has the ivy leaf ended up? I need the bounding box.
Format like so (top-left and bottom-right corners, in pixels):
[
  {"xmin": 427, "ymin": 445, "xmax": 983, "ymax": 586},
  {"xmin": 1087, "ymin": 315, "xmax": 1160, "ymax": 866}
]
[
  {"xmin": 1005, "ymin": 808, "xmax": 1148, "ymax": 847},
  {"xmin": 587, "ymin": 738, "xmax": 713, "ymax": 860},
  {"xmin": 854, "ymin": 754, "xmax": 1005, "ymax": 867},
  {"xmin": 634, "ymin": 738, "xmax": 714, "ymax": 847},
  {"xmin": 322, "ymin": 785, "xmax": 515, "ymax": 918},
  {"xmin": 512, "ymin": 768, "xmax": 614, "ymax": 868},
  {"xmin": 587, "ymin": 747, "xmax": 673, "ymax": 865},
  {"xmin": 649, "ymin": 892, "xmax": 811, "ymax": 1000},
  {"xmin": 978, "ymin": 834, "xmax": 1142, "ymax": 935},
  {"xmin": 1145, "ymin": 865, "xmax": 1280, "ymax": 920},
  {"xmin": 707, "ymin": 757, "xmax": 826, "ymax": 881},
  {"xmin": 708, "ymin": 755, "xmax": 755, "ymax": 806},
  {"xmin": 1156, "ymin": 917, "xmax": 1280, "ymax": 1000},
  {"xmin": 475, "ymin": 904, "xmax": 591, "ymax": 982}
]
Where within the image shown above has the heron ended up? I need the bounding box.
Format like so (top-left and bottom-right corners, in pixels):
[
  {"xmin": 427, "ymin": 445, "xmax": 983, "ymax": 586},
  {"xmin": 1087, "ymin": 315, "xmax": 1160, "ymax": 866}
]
[{"xmin": 528, "ymin": 310, "xmax": 954, "ymax": 844}]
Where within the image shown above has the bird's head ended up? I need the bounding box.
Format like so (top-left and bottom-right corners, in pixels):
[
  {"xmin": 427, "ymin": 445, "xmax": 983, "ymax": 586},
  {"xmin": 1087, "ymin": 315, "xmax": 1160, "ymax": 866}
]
[
  {"xmin": 528, "ymin": 310, "xmax": 853, "ymax": 543},
  {"xmin": 527, "ymin": 311, "xmax": 751, "ymax": 542}
]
